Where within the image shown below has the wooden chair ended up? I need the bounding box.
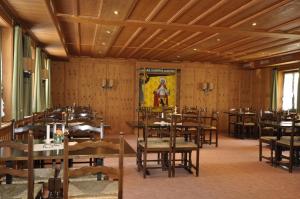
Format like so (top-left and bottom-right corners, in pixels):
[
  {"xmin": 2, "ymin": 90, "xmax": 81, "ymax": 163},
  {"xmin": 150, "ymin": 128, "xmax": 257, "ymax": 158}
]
[
  {"xmin": 227, "ymin": 108, "xmax": 237, "ymax": 137},
  {"xmin": 0, "ymin": 121, "xmax": 14, "ymax": 141},
  {"xmin": 236, "ymin": 111, "xmax": 257, "ymax": 139},
  {"xmin": 181, "ymin": 108, "xmax": 199, "ymax": 143},
  {"xmin": 258, "ymin": 110, "xmax": 277, "ymax": 164},
  {"xmin": 136, "ymin": 112, "xmax": 172, "ymax": 178},
  {"xmin": 275, "ymin": 119, "xmax": 300, "ymax": 172},
  {"xmin": 68, "ymin": 124, "xmax": 103, "ymax": 140},
  {"xmin": 201, "ymin": 111, "xmax": 219, "ymax": 147},
  {"xmin": 67, "ymin": 124, "xmax": 105, "ymax": 166},
  {"xmin": 171, "ymin": 114, "xmax": 200, "ymax": 177},
  {"xmin": 63, "ymin": 132, "xmax": 124, "ymax": 199},
  {"xmin": 0, "ymin": 131, "xmax": 42, "ymax": 199}
]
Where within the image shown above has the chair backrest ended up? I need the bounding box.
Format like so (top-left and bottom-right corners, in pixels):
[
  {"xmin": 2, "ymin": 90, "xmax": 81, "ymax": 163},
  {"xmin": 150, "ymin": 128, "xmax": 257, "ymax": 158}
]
[
  {"xmin": 63, "ymin": 132, "xmax": 124, "ymax": 199},
  {"xmin": 182, "ymin": 106, "xmax": 198, "ymax": 115},
  {"xmin": 0, "ymin": 131, "xmax": 34, "ymax": 199},
  {"xmin": 68, "ymin": 124, "xmax": 103, "ymax": 139},
  {"xmin": 0, "ymin": 121, "xmax": 13, "ymax": 141}
]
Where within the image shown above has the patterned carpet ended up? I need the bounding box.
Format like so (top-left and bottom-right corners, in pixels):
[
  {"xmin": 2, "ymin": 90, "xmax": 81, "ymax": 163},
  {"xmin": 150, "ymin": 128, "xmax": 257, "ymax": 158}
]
[{"xmin": 105, "ymin": 134, "xmax": 300, "ymax": 199}]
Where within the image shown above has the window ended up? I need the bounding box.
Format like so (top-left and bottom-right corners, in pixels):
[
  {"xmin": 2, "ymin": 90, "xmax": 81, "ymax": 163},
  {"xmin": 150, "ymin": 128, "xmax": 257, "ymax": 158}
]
[{"xmin": 282, "ymin": 71, "xmax": 299, "ymax": 110}]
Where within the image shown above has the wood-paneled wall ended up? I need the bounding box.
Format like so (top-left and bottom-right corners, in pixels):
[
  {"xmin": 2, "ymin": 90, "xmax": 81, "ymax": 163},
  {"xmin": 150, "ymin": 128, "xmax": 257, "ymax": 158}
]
[
  {"xmin": 52, "ymin": 58, "xmax": 253, "ymax": 134},
  {"xmin": 52, "ymin": 58, "xmax": 136, "ymax": 134},
  {"xmin": 250, "ymin": 68, "xmax": 272, "ymax": 111}
]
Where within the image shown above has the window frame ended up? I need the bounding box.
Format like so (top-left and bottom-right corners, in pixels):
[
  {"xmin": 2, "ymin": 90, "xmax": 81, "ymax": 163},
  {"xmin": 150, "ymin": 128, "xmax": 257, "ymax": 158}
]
[{"xmin": 282, "ymin": 70, "xmax": 299, "ymax": 110}]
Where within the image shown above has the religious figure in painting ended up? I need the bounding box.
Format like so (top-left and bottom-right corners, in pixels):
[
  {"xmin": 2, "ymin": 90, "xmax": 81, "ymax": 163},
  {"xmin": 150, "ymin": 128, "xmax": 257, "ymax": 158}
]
[{"xmin": 154, "ymin": 77, "xmax": 169, "ymax": 107}]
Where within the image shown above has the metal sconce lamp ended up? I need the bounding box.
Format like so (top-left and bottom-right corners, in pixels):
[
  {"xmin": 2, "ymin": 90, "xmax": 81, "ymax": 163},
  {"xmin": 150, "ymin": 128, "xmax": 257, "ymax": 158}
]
[
  {"xmin": 201, "ymin": 82, "xmax": 214, "ymax": 94},
  {"xmin": 101, "ymin": 79, "xmax": 114, "ymax": 89}
]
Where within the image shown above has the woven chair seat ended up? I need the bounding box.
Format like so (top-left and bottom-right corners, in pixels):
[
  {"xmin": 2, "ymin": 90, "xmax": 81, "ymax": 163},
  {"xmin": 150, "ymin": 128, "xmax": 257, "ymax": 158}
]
[
  {"xmin": 138, "ymin": 137, "xmax": 167, "ymax": 142},
  {"xmin": 237, "ymin": 122, "xmax": 255, "ymax": 126},
  {"xmin": 260, "ymin": 136, "xmax": 276, "ymax": 142},
  {"xmin": 262, "ymin": 126, "xmax": 274, "ymax": 131},
  {"xmin": 280, "ymin": 136, "xmax": 300, "ymax": 141},
  {"xmin": 276, "ymin": 139, "xmax": 300, "ymax": 147},
  {"xmin": 68, "ymin": 180, "xmax": 118, "ymax": 199},
  {"xmin": 58, "ymin": 170, "xmax": 98, "ymax": 182},
  {"xmin": 139, "ymin": 140, "xmax": 170, "ymax": 149},
  {"xmin": 174, "ymin": 137, "xmax": 197, "ymax": 149},
  {"xmin": 6, "ymin": 168, "xmax": 55, "ymax": 184},
  {"xmin": 202, "ymin": 125, "xmax": 217, "ymax": 130},
  {"xmin": 0, "ymin": 183, "xmax": 42, "ymax": 199}
]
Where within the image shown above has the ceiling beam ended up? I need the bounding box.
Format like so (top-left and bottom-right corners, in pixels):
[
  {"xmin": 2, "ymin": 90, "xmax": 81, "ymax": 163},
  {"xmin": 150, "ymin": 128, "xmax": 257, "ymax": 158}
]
[
  {"xmin": 140, "ymin": 0, "xmax": 227, "ymax": 59},
  {"xmin": 154, "ymin": 0, "xmax": 289, "ymax": 59},
  {"xmin": 91, "ymin": 0, "xmax": 103, "ymax": 57},
  {"xmin": 0, "ymin": 1, "xmax": 45, "ymax": 48},
  {"xmin": 268, "ymin": 17, "xmax": 300, "ymax": 32},
  {"xmin": 116, "ymin": 0, "xmax": 168, "ymax": 56},
  {"xmin": 107, "ymin": 0, "xmax": 138, "ymax": 57},
  {"xmin": 57, "ymin": 14, "xmax": 300, "ymax": 40},
  {"xmin": 209, "ymin": 0, "xmax": 260, "ymax": 27},
  {"xmin": 235, "ymin": 39, "xmax": 300, "ymax": 61},
  {"xmin": 73, "ymin": 0, "xmax": 81, "ymax": 55},
  {"xmin": 45, "ymin": 0, "xmax": 69, "ymax": 56},
  {"xmin": 241, "ymin": 51, "xmax": 300, "ymax": 68},
  {"xmin": 124, "ymin": 0, "xmax": 198, "ymax": 58},
  {"xmin": 230, "ymin": 0, "xmax": 291, "ymax": 28}
]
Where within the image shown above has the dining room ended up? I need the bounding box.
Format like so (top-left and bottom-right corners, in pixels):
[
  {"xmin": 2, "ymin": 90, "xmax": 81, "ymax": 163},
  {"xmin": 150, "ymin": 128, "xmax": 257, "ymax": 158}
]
[{"xmin": 0, "ymin": 0, "xmax": 300, "ymax": 199}]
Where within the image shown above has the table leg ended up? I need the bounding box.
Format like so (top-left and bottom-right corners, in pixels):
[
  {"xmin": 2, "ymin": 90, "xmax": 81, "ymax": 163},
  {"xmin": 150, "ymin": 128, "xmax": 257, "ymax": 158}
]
[
  {"xmin": 5, "ymin": 160, "xmax": 13, "ymax": 184},
  {"xmin": 95, "ymin": 158, "xmax": 104, "ymax": 180}
]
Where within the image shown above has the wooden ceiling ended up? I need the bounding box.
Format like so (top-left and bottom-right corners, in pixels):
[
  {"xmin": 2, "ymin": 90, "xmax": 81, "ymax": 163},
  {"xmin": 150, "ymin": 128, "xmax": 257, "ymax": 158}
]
[{"xmin": 2, "ymin": 0, "xmax": 300, "ymax": 64}]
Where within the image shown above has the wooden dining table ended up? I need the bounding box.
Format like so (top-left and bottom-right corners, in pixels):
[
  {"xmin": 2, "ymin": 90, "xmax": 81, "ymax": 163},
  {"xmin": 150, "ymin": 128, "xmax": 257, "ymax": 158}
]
[
  {"xmin": 0, "ymin": 138, "xmax": 135, "ymax": 161},
  {"xmin": 0, "ymin": 138, "xmax": 135, "ymax": 184}
]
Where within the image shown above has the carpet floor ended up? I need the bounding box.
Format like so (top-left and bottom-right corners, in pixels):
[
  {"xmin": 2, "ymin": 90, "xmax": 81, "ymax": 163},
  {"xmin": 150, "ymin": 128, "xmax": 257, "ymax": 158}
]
[{"xmin": 108, "ymin": 134, "xmax": 300, "ymax": 199}]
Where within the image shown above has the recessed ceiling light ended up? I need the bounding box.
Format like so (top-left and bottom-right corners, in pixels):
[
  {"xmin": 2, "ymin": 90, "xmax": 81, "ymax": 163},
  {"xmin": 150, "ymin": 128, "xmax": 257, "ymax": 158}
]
[
  {"xmin": 252, "ymin": 22, "xmax": 257, "ymax": 26},
  {"xmin": 113, "ymin": 10, "xmax": 119, "ymax": 15},
  {"xmin": 101, "ymin": 42, "xmax": 106, "ymax": 46},
  {"xmin": 106, "ymin": 30, "xmax": 111, "ymax": 34},
  {"xmin": 217, "ymin": 38, "xmax": 221, "ymax": 42},
  {"xmin": 193, "ymin": 48, "xmax": 197, "ymax": 51}
]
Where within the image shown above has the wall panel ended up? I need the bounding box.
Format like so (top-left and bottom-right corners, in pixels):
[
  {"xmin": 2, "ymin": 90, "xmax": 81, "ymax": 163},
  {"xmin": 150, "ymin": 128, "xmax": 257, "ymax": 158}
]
[{"xmin": 53, "ymin": 58, "xmax": 253, "ymax": 134}]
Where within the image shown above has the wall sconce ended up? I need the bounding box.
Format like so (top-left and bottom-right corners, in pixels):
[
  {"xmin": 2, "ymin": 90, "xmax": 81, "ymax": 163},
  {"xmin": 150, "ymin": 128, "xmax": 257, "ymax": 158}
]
[
  {"xmin": 101, "ymin": 79, "xmax": 114, "ymax": 89},
  {"xmin": 108, "ymin": 79, "xmax": 114, "ymax": 88},
  {"xmin": 101, "ymin": 79, "xmax": 107, "ymax": 88},
  {"xmin": 201, "ymin": 82, "xmax": 214, "ymax": 94}
]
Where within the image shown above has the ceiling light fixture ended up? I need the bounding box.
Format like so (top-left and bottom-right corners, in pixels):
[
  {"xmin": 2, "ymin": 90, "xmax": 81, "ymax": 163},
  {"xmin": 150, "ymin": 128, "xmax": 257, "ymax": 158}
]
[
  {"xmin": 193, "ymin": 48, "xmax": 197, "ymax": 51},
  {"xmin": 101, "ymin": 42, "xmax": 106, "ymax": 46},
  {"xmin": 113, "ymin": 10, "xmax": 119, "ymax": 15},
  {"xmin": 252, "ymin": 22, "xmax": 257, "ymax": 26},
  {"xmin": 217, "ymin": 38, "xmax": 221, "ymax": 42},
  {"xmin": 106, "ymin": 30, "xmax": 111, "ymax": 34}
]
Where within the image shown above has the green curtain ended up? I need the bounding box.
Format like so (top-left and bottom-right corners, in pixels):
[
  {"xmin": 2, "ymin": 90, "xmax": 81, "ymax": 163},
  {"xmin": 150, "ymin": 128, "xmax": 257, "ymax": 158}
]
[
  {"xmin": 270, "ymin": 69, "xmax": 278, "ymax": 111},
  {"xmin": 23, "ymin": 74, "xmax": 32, "ymax": 116},
  {"xmin": 297, "ymin": 67, "xmax": 300, "ymax": 113},
  {"xmin": 23, "ymin": 35, "xmax": 32, "ymax": 116},
  {"xmin": 45, "ymin": 59, "xmax": 52, "ymax": 109},
  {"xmin": 40, "ymin": 52, "xmax": 47, "ymax": 111},
  {"xmin": 12, "ymin": 26, "xmax": 24, "ymax": 120},
  {"xmin": 32, "ymin": 47, "xmax": 42, "ymax": 113}
]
